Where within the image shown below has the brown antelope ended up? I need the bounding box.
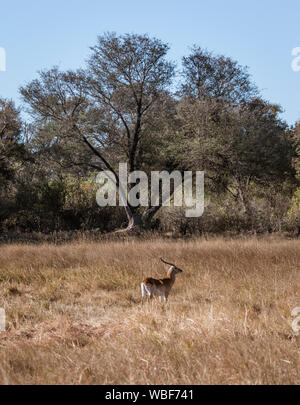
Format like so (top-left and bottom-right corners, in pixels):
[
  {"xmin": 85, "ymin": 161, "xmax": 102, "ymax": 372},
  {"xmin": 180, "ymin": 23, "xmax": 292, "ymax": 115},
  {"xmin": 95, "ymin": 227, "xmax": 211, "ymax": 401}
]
[{"xmin": 141, "ymin": 258, "xmax": 183, "ymax": 303}]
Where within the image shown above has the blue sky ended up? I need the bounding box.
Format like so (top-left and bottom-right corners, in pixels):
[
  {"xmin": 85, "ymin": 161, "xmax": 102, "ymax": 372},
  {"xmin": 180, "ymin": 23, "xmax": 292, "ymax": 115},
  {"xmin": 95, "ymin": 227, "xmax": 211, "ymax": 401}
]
[{"xmin": 0, "ymin": 0, "xmax": 299, "ymax": 125}]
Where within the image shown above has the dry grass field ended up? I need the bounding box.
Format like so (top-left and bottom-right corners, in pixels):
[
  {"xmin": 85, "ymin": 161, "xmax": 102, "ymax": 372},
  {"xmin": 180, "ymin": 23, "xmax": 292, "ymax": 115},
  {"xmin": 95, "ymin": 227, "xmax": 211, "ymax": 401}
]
[{"xmin": 0, "ymin": 237, "xmax": 300, "ymax": 384}]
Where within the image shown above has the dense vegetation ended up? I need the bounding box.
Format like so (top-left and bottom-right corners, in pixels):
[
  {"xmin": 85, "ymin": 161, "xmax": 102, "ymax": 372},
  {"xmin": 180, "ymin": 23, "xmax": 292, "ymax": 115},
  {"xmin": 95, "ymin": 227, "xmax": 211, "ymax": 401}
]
[{"xmin": 1, "ymin": 33, "xmax": 300, "ymax": 237}]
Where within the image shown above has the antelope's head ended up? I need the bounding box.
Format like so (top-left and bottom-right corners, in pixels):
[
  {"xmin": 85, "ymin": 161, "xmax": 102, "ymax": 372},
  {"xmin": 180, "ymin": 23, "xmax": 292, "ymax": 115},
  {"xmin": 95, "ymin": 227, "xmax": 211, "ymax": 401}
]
[{"xmin": 160, "ymin": 257, "xmax": 183, "ymax": 276}]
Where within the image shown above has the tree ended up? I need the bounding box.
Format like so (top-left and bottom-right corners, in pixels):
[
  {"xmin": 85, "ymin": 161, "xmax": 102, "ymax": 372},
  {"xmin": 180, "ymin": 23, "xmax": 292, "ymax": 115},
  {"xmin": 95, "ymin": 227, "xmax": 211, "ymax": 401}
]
[
  {"xmin": 21, "ymin": 33, "xmax": 175, "ymax": 231},
  {"xmin": 0, "ymin": 98, "xmax": 25, "ymax": 188},
  {"xmin": 177, "ymin": 96, "xmax": 294, "ymax": 214},
  {"xmin": 181, "ymin": 46, "xmax": 257, "ymax": 104},
  {"xmin": 177, "ymin": 47, "xmax": 295, "ymax": 218},
  {"xmin": 0, "ymin": 98, "xmax": 30, "ymax": 230},
  {"xmin": 292, "ymin": 122, "xmax": 300, "ymax": 180}
]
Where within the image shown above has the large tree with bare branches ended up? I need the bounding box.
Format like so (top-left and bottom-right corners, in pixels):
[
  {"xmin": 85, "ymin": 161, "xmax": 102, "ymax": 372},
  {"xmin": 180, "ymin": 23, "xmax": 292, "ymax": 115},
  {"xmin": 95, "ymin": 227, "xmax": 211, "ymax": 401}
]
[{"xmin": 20, "ymin": 33, "xmax": 175, "ymax": 231}]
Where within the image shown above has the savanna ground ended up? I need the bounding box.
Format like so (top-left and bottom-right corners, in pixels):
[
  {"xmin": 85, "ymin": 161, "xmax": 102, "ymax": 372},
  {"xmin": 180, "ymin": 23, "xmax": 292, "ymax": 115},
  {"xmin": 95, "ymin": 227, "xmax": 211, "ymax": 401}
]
[{"xmin": 0, "ymin": 236, "xmax": 300, "ymax": 384}]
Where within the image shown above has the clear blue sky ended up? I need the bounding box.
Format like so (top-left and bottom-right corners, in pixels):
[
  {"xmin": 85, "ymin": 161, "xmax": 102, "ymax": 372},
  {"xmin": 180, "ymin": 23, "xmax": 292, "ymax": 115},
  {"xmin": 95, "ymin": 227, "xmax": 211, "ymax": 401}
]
[{"xmin": 0, "ymin": 0, "xmax": 299, "ymax": 125}]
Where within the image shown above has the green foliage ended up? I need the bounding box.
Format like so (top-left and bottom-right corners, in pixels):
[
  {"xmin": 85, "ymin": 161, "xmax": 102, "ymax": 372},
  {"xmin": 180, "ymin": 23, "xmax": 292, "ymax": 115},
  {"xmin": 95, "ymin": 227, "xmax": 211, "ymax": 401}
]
[
  {"xmin": 288, "ymin": 188, "xmax": 300, "ymax": 220},
  {"xmin": 0, "ymin": 34, "xmax": 299, "ymax": 236}
]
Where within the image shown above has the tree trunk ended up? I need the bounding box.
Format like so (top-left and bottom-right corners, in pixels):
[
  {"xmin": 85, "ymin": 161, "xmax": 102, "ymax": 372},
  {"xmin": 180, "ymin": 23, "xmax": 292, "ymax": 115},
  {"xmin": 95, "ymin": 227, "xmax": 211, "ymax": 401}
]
[
  {"xmin": 237, "ymin": 185, "xmax": 250, "ymax": 214},
  {"xmin": 235, "ymin": 177, "xmax": 252, "ymax": 216},
  {"xmin": 142, "ymin": 205, "xmax": 162, "ymax": 227},
  {"xmin": 124, "ymin": 205, "xmax": 143, "ymax": 232},
  {"xmin": 119, "ymin": 204, "xmax": 162, "ymax": 233}
]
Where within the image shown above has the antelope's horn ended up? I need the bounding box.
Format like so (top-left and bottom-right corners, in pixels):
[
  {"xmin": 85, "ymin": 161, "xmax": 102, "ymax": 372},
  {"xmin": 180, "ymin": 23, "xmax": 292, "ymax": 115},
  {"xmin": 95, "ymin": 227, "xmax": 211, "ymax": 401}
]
[{"xmin": 160, "ymin": 257, "xmax": 175, "ymax": 267}]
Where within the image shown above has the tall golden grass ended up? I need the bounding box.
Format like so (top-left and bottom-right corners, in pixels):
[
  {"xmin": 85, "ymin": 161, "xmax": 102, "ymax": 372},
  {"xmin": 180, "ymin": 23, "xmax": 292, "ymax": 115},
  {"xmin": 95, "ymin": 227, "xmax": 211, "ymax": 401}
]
[{"xmin": 0, "ymin": 237, "xmax": 300, "ymax": 384}]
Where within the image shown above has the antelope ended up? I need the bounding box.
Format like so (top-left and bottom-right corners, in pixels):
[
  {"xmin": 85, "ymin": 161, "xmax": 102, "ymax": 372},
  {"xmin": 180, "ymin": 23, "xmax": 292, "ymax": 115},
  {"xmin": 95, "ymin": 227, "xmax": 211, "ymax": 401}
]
[{"xmin": 141, "ymin": 258, "xmax": 183, "ymax": 303}]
